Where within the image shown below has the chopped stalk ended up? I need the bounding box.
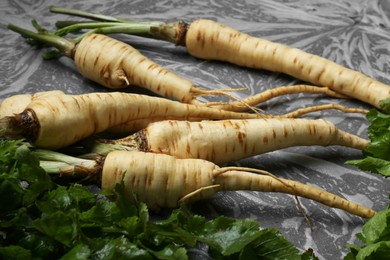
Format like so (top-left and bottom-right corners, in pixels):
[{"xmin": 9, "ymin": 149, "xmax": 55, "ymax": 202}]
[
  {"xmin": 50, "ymin": 5, "xmax": 133, "ymax": 23},
  {"xmin": 8, "ymin": 23, "xmax": 75, "ymax": 57},
  {"xmin": 33, "ymin": 148, "xmax": 101, "ymax": 178},
  {"xmin": 50, "ymin": 6, "xmax": 182, "ymax": 43}
]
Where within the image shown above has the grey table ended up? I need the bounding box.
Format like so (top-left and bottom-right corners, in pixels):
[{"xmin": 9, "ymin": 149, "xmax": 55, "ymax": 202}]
[{"xmin": 1, "ymin": 1, "xmax": 389, "ymax": 259}]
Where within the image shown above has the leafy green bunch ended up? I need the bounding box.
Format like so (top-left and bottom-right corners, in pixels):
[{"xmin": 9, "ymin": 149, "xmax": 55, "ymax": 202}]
[{"xmin": 0, "ymin": 140, "xmax": 314, "ymax": 259}]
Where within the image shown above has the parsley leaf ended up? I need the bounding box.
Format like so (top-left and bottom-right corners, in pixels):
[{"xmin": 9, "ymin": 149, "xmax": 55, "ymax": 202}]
[
  {"xmin": 347, "ymin": 99, "xmax": 390, "ymax": 177},
  {"xmin": 345, "ymin": 198, "xmax": 390, "ymax": 259}
]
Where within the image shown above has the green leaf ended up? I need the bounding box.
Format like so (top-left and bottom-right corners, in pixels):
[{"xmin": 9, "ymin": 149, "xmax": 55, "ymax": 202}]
[
  {"xmin": 347, "ymin": 157, "xmax": 390, "ymax": 177},
  {"xmin": 149, "ymin": 245, "xmax": 188, "ymax": 260},
  {"xmin": 18, "ymin": 232, "xmax": 63, "ymax": 259},
  {"xmin": 354, "ymin": 241, "xmax": 390, "ymax": 260},
  {"xmin": 346, "ymin": 99, "xmax": 390, "ymax": 177},
  {"xmin": 346, "ymin": 206, "xmax": 390, "ymax": 259},
  {"xmin": 33, "ymin": 210, "xmax": 81, "ymax": 247},
  {"xmin": 0, "ymin": 173, "xmax": 25, "ymax": 212},
  {"xmin": 379, "ymin": 98, "xmax": 390, "ymax": 114},
  {"xmin": 60, "ymin": 244, "xmax": 91, "ymax": 260},
  {"xmin": 89, "ymin": 236, "xmax": 153, "ymax": 259},
  {"xmin": 80, "ymin": 199, "xmax": 122, "ymax": 227},
  {"xmin": 0, "ymin": 207, "xmax": 30, "ymax": 228},
  {"xmin": 118, "ymin": 216, "xmax": 145, "ymax": 238},
  {"xmin": 194, "ymin": 216, "xmax": 263, "ymax": 256},
  {"xmin": 0, "ymin": 245, "xmax": 32, "ymax": 260},
  {"xmin": 361, "ymin": 210, "xmax": 390, "ymax": 244},
  {"xmin": 247, "ymin": 228, "xmax": 306, "ymax": 260},
  {"xmin": 152, "ymin": 206, "xmax": 309, "ymax": 259},
  {"xmin": 67, "ymin": 184, "xmax": 97, "ymax": 210},
  {"xmin": 112, "ymin": 180, "xmax": 139, "ymax": 218},
  {"xmin": 36, "ymin": 186, "xmax": 74, "ymax": 214},
  {"xmin": 15, "ymin": 144, "xmax": 54, "ymax": 205}
]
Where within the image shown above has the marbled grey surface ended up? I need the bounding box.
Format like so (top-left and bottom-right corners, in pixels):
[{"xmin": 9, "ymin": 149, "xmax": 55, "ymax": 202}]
[{"xmin": 0, "ymin": 1, "xmax": 389, "ymax": 259}]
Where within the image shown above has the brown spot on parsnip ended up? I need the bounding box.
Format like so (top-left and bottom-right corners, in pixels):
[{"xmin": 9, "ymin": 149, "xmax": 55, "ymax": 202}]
[
  {"xmin": 93, "ymin": 55, "xmax": 99, "ymax": 67},
  {"xmin": 283, "ymin": 128, "xmax": 288, "ymax": 137}
]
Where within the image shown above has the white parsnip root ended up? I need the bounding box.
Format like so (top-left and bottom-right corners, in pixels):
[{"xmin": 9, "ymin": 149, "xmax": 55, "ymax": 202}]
[
  {"xmin": 97, "ymin": 118, "xmax": 369, "ymax": 164},
  {"xmin": 8, "ymin": 24, "xmax": 372, "ymax": 115},
  {"xmin": 98, "ymin": 151, "xmax": 375, "ymax": 219},
  {"xmin": 0, "ymin": 91, "xmax": 262, "ymax": 149},
  {"xmin": 72, "ymin": 34, "xmax": 370, "ymax": 114},
  {"xmin": 184, "ymin": 19, "xmax": 390, "ymax": 108},
  {"xmin": 74, "ymin": 33, "xmax": 222, "ymax": 105},
  {"xmin": 44, "ymin": 8, "xmax": 390, "ymax": 109}
]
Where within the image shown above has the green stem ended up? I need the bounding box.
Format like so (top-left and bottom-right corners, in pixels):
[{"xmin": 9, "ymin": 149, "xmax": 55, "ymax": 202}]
[
  {"xmin": 55, "ymin": 20, "xmax": 89, "ymax": 29},
  {"xmin": 8, "ymin": 23, "xmax": 76, "ymax": 57},
  {"xmin": 55, "ymin": 22, "xmax": 125, "ymax": 36},
  {"xmin": 33, "ymin": 149, "xmax": 93, "ymax": 165},
  {"xmin": 33, "ymin": 148, "xmax": 101, "ymax": 178},
  {"xmin": 56, "ymin": 22, "xmax": 160, "ymax": 40},
  {"xmin": 50, "ymin": 6, "xmax": 182, "ymax": 44},
  {"xmin": 50, "ymin": 5, "xmax": 133, "ymax": 23},
  {"xmin": 39, "ymin": 160, "xmax": 74, "ymax": 174}
]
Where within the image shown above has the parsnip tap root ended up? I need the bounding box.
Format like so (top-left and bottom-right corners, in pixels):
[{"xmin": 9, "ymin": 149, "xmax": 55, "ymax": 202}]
[
  {"xmin": 8, "ymin": 24, "xmax": 251, "ymax": 108},
  {"xmin": 9, "ymin": 23, "xmax": 371, "ymax": 114},
  {"xmin": 281, "ymin": 104, "xmax": 368, "ymax": 118},
  {"xmin": 206, "ymin": 85, "xmax": 348, "ymax": 111},
  {"xmin": 96, "ymin": 118, "xmax": 369, "ymax": 164},
  {"xmin": 74, "ymin": 33, "xmax": 237, "ymax": 105},
  {"xmin": 184, "ymin": 19, "xmax": 390, "ymax": 108},
  {"xmin": 0, "ymin": 91, "xmax": 262, "ymax": 149},
  {"xmin": 99, "ymin": 151, "xmax": 375, "ymax": 218}
]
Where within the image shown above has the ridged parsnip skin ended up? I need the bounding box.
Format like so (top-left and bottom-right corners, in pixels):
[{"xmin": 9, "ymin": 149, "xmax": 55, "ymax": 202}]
[
  {"xmin": 136, "ymin": 119, "xmax": 369, "ymax": 164},
  {"xmin": 101, "ymin": 151, "xmax": 375, "ymax": 218},
  {"xmin": 185, "ymin": 19, "xmax": 390, "ymax": 108},
  {"xmin": 0, "ymin": 90, "xmax": 63, "ymax": 118},
  {"xmin": 102, "ymin": 151, "xmax": 219, "ymax": 210},
  {"xmin": 106, "ymin": 116, "xmax": 211, "ymax": 134},
  {"xmin": 24, "ymin": 91, "xmax": 260, "ymax": 149},
  {"xmin": 74, "ymin": 33, "xmax": 204, "ymax": 104}
]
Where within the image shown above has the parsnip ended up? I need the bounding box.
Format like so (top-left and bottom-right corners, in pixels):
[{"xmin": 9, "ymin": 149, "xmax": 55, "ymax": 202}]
[
  {"xmin": 55, "ymin": 150, "xmax": 373, "ymax": 218},
  {"xmin": 94, "ymin": 118, "xmax": 369, "ymax": 164},
  {"xmin": 0, "ymin": 91, "xmax": 261, "ymax": 149},
  {"xmin": 183, "ymin": 19, "xmax": 390, "ymax": 108},
  {"xmin": 48, "ymin": 7, "xmax": 390, "ymax": 109},
  {"xmin": 37, "ymin": 149, "xmax": 375, "ymax": 218},
  {"xmin": 8, "ymin": 23, "xmax": 368, "ymax": 114}
]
